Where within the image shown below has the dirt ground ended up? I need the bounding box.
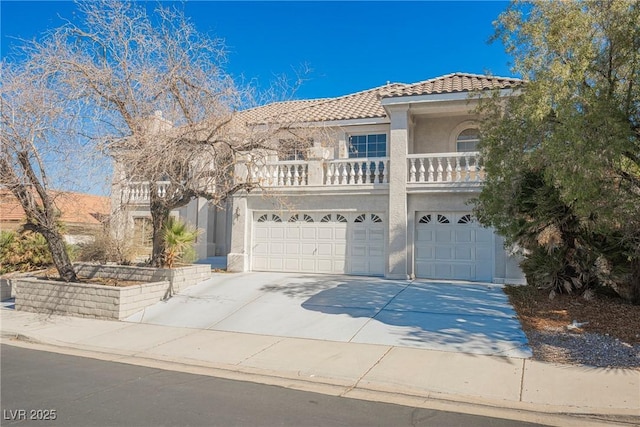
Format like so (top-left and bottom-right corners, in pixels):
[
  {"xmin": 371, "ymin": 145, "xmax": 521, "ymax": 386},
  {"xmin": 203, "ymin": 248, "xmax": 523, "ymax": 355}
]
[{"xmin": 505, "ymin": 285, "xmax": 639, "ymax": 345}]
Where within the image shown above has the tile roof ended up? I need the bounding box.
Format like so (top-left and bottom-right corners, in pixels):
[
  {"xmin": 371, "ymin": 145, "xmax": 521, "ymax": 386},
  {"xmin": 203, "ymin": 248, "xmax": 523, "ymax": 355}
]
[
  {"xmin": 238, "ymin": 84, "xmax": 407, "ymax": 125},
  {"xmin": 237, "ymin": 73, "xmax": 521, "ymax": 125},
  {"xmin": 0, "ymin": 189, "xmax": 110, "ymax": 226},
  {"xmin": 379, "ymin": 73, "xmax": 523, "ymax": 98}
]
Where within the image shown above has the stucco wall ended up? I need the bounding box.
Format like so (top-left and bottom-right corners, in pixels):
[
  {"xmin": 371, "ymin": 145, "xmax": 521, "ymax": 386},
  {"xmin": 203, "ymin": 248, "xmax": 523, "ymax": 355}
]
[{"xmin": 412, "ymin": 115, "xmax": 479, "ymax": 154}]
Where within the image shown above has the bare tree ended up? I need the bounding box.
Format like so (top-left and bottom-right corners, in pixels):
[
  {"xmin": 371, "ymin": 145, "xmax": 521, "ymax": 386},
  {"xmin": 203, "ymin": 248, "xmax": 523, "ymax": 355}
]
[
  {"xmin": 41, "ymin": 1, "xmax": 321, "ymax": 267},
  {"xmin": 0, "ymin": 61, "xmax": 81, "ymax": 281}
]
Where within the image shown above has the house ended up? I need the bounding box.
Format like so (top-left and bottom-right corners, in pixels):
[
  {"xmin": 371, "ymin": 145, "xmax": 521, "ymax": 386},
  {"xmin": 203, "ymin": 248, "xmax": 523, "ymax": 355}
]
[
  {"xmin": 114, "ymin": 73, "xmax": 525, "ymax": 284},
  {"xmin": 0, "ymin": 189, "xmax": 110, "ymax": 244}
]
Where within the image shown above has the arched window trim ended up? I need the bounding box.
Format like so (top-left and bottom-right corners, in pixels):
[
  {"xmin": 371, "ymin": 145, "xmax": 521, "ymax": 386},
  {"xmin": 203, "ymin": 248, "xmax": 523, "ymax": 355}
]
[{"xmin": 449, "ymin": 120, "xmax": 480, "ymax": 153}]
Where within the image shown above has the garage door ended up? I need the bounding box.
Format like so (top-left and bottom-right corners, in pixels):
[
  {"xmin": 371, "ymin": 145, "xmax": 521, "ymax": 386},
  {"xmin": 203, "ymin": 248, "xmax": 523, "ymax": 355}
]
[
  {"xmin": 415, "ymin": 212, "xmax": 493, "ymax": 281},
  {"xmin": 252, "ymin": 212, "xmax": 384, "ymax": 276}
]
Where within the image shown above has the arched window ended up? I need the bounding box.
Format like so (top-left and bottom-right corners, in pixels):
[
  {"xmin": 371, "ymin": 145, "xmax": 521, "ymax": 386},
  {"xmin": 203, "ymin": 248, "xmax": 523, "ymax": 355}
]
[{"xmin": 456, "ymin": 128, "xmax": 480, "ymax": 152}]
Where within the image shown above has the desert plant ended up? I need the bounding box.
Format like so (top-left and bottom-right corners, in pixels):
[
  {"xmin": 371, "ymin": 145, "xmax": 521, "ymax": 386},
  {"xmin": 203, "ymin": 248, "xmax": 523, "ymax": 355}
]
[
  {"xmin": 163, "ymin": 217, "xmax": 200, "ymax": 268},
  {"xmin": 77, "ymin": 231, "xmax": 137, "ymax": 265},
  {"xmin": 0, "ymin": 230, "xmax": 53, "ymax": 274}
]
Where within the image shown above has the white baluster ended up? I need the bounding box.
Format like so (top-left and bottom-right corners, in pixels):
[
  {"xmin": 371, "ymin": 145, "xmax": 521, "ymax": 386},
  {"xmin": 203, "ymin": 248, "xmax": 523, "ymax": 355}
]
[
  {"xmin": 436, "ymin": 158, "xmax": 444, "ymax": 182},
  {"xmin": 285, "ymin": 165, "xmax": 292, "ymax": 185},
  {"xmin": 349, "ymin": 162, "xmax": 356, "ymax": 184},
  {"xmin": 326, "ymin": 163, "xmax": 333, "ymax": 185},
  {"xmin": 373, "ymin": 161, "xmax": 380, "ymax": 184},
  {"xmin": 418, "ymin": 159, "xmax": 426, "ymax": 182},
  {"xmin": 356, "ymin": 161, "xmax": 364, "ymax": 184},
  {"xmin": 465, "ymin": 156, "xmax": 472, "ymax": 182},
  {"xmin": 293, "ymin": 165, "xmax": 300, "ymax": 186},
  {"xmin": 455, "ymin": 157, "xmax": 462, "ymax": 182},
  {"xmin": 446, "ymin": 158, "xmax": 453, "ymax": 181},
  {"xmin": 271, "ymin": 165, "xmax": 278, "ymax": 186},
  {"xmin": 428, "ymin": 159, "xmax": 435, "ymax": 182},
  {"xmin": 278, "ymin": 165, "xmax": 284, "ymax": 186},
  {"xmin": 409, "ymin": 158, "xmax": 416, "ymax": 182},
  {"xmin": 382, "ymin": 159, "xmax": 388, "ymax": 183}
]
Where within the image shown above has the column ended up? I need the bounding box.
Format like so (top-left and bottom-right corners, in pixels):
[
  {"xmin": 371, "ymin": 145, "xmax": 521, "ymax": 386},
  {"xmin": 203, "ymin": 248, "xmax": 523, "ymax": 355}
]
[
  {"xmin": 386, "ymin": 106, "xmax": 410, "ymax": 279},
  {"xmin": 226, "ymin": 195, "xmax": 249, "ymax": 272}
]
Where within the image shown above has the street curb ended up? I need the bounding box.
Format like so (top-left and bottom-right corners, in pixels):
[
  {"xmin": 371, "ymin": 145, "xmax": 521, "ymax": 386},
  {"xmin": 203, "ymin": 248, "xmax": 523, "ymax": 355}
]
[{"xmin": 2, "ymin": 333, "xmax": 638, "ymax": 427}]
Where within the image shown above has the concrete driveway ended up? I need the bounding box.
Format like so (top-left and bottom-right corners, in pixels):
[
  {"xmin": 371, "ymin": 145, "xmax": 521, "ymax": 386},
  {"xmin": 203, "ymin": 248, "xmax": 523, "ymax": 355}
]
[{"xmin": 126, "ymin": 272, "xmax": 532, "ymax": 358}]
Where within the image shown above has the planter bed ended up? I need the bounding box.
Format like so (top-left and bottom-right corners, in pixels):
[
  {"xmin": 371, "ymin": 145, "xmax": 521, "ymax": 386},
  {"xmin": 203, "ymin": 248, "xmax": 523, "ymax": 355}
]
[{"xmin": 13, "ymin": 263, "xmax": 211, "ymax": 320}]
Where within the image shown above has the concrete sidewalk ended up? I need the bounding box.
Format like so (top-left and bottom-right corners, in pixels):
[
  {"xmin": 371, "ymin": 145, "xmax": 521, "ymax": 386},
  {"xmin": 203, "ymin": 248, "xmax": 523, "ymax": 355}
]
[{"xmin": 1, "ymin": 309, "xmax": 638, "ymax": 427}]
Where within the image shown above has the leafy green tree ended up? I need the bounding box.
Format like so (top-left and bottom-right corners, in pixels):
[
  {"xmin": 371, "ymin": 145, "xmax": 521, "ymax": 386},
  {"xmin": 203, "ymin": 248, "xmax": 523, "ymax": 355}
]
[{"xmin": 475, "ymin": 0, "xmax": 640, "ymax": 301}]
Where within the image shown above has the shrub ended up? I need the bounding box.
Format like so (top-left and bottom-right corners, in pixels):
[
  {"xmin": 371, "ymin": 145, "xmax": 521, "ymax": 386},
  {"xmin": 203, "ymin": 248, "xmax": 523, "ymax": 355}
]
[
  {"xmin": 76, "ymin": 231, "xmax": 138, "ymax": 265},
  {"xmin": 0, "ymin": 230, "xmax": 53, "ymax": 274},
  {"xmin": 163, "ymin": 217, "xmax": 199, "ymax": 268}
]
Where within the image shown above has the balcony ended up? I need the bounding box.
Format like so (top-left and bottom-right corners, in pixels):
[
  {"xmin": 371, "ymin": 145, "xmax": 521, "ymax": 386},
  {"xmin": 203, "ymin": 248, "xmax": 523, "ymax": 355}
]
[
  {"xmin": 243, "ymin": 158, "xmax": 390, "ymax": 187},
  {"xmin": 324, "ymin": 158, "xmax": 389, "ymax": 185},
  {"xmin": 121, "ymin": 181, "xmax": 171, "ymax": 204},
  {"xmin": 121, "ymin": 153, "xmax": 483, "ymax": 205},
  {"xmin": 407, "ymin": 152, "xmax": 484, "ymax": 184}
]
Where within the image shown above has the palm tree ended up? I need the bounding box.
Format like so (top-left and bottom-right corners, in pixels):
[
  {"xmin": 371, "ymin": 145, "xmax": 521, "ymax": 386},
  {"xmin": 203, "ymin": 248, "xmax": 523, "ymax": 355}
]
[{"xmin": 163, "ymin": 217, "xmax": 199, "ymax": 268}]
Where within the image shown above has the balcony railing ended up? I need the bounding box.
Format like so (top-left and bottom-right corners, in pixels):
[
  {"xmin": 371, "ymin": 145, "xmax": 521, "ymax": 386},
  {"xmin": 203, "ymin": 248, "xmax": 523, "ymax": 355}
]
[
  {"xmin": 248, "ymin": 161, "xmax": 309, "ymax": 186},
  {"xmin": 122, "ymin": 181, "xmax": 171, "ymax": 203},
  {"xmin": 407, "ymin": 152, "xmax": 484, "ymax": 183},
  {"xmin": 324, "ymin": 158, "xmax": 389, "ymax": 185}
]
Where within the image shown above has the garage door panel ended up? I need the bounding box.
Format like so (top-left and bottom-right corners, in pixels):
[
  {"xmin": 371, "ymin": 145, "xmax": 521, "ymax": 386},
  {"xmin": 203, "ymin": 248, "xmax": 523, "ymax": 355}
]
[
  {"xmin": 370, "ymin": 228, "xmax": 384, "ymax": 241},
  {"xmin": 335, "ymin": 244, "xmax": 346, "ymax": 256},
  {"xmin": 334, "ymin": 227, "xmax": 347, "ymax": 239},
  {"xmin": 352, "ymin": 229, "xmax": 367, "ymax": 240},
  {"xmin": 351, "ymin": 245, "xmax": 367, "ymax": 257},
  {"xmin": 317, "ymin": 228, "xmax": 333, "ymax": 240},
  {"xmin": 455, "ymin": 229, "xmax": 472, "ymax": 243},
  {"xmin": 416, "ymin": 229, "xmax": 433, "ymax": 241},
  {"xmin": 434, "ymin": 263, "xmax": 453, "ymax": 278},
  {"xmin": 316, "ymin": 259, "xmax": 332, "ymax": 273},
  {"xmin": 285, "ymin": 242, "xmax": 300, "ymax": 255},
  {"xmin": 435, "ymin": 247, "xmax": 453, "ymax": 260},
  {"xmin": 269, "ymin": 258, "xmax": 284, "ymax": 270},
  {"xmin": 454, "ymin": 246, "xmax": 472, "ymax": 260},
  {"xmin": 435, "ymin": 229, "xmax": 452, "ymax": 242},
  {"xmin": 302, "ymin": 243, "xmax": 317, "ymax": 255},
  {"xmin": 271, "ymin": 228, "xmax": 285, "ymax": 239},
  {"xmin": 282, "ymin": 258, "xmax": 297, "ymax": 270},
  {"xmin": 476, "ymin": 248, "xmax": 492, "ymax": 261},
  {"xmin": 286, "ymin": 228, "xmax": 299, "ymax": 239},
  {"xmin": 452, "ymin": 264, "xmax": 473, "ymax": 280},
  {"xmin": 301, "ymin": 228, "xmax": 316, "ymax": 239},
  {"xmin": 476, "ymin": 229, "xmax": 493, "ymax": 243},
  {"xmin": 270, "ymin": 242, "xmax": 285, "ymax": 255},
  {"xmin": 301, "ymin": 259, "xmax": 315, "ymax": 272},
  {"xmin": 369, "ymin": 246, "xmax": 384, "ymax": 257},
  {"xmin": 316, "ymin": 243, "xmax": 333, "ymax": 256},
  {"xmin": 415, "ymin": 245, "xmax": 433, "ymax": 260}
]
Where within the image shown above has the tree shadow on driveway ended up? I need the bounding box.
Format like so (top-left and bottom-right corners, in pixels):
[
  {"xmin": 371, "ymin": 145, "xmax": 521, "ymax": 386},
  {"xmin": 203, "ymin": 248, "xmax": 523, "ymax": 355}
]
[{"xmin": 261, "ymin": 276, "xmax": 532, "ymax": 357}]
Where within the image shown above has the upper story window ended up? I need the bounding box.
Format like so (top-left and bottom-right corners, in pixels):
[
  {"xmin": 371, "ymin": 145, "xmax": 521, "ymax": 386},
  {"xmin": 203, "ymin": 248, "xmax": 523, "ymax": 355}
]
[
  {"xmin": 456, "ymin": 128, "xmax": 480, "ymax": 152},
  {"xmin": 348, "ymin": 134, "xmax": 387, "ymax": 158},
  {"xmin": 280, "ymin": 138, "xmax": 310, "ymax": 161}
]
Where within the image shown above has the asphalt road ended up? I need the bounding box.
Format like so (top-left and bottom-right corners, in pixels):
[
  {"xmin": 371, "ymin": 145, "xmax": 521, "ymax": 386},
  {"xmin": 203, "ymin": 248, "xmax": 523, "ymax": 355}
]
[{"xmin": 0, "ymin": 344, "xmax": 545, "ymax": 427}]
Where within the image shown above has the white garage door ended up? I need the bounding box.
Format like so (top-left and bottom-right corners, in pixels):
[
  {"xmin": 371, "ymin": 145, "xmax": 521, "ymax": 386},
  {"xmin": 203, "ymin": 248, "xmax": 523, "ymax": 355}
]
[
  {"xmin": 415, "ymin": 212, "xmax": 493, "ymax": 281},
  {"xmin": 252, "ymin": 212, "xmax": 385, "ymax": 276}
]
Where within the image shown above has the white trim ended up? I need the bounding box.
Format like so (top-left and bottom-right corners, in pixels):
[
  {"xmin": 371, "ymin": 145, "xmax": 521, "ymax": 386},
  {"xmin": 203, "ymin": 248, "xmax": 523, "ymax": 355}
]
[{"xmin": 380, "ymin": 88, "xmax": 520, "ymax": 107}]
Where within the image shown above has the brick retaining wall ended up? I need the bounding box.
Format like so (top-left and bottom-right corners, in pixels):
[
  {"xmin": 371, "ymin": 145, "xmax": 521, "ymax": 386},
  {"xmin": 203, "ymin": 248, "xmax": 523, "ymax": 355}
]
[{"xmin": 14, "ymin": 264, "xmax": 212, "ymax": 320}]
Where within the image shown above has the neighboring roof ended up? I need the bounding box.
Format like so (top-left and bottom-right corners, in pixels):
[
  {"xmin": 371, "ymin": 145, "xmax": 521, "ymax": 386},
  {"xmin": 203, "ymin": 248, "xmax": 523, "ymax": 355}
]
[
  {"xmin": 238, "ymin": 73, "xmax": 521, "ymax": 125},
  {"xmin": 379, "ymin": 72, "xmax": 523, "ymax": 98},
  {"xmin": 0, "ymin": 189, "xmax": 110, "ymax": 226}
]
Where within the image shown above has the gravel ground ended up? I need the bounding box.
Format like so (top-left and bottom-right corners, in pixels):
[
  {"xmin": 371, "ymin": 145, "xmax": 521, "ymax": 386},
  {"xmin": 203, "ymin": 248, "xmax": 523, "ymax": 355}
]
[{"xmin": 527, "ymin": 329, "xmax": 640, "ymax": 369}]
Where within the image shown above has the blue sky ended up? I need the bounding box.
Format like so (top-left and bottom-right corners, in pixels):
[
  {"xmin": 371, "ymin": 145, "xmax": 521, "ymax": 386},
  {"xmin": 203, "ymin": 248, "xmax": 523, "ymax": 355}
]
[{"xmin": 1, "ymin": 1, "xmax": 514, "ymax": 100}]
